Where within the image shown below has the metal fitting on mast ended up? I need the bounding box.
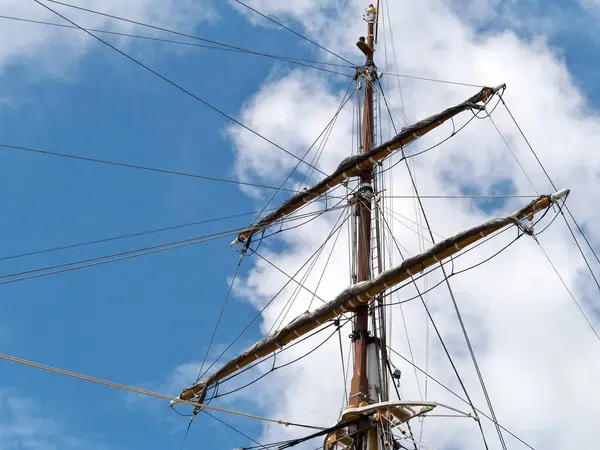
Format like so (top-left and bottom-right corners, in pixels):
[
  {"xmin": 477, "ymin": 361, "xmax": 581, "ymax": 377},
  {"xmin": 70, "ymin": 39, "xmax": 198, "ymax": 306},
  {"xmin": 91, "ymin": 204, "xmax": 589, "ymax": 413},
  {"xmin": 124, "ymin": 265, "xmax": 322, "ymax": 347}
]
[{"xmin": 364, "ymin": 4, "xmax": 377, "ymax": 23}]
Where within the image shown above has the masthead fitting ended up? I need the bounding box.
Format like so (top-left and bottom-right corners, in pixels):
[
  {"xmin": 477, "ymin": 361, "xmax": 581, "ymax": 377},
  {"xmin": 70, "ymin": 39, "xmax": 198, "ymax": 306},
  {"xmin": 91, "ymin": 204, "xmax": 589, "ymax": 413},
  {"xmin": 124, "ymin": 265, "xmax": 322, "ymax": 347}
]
[
  {"xmin": 550, "ymin": 188, "xmax": 570, "ymax": 202},
  {"xmin": 365, "ymin": 4, "xmax": 377, "ymax": 23}
]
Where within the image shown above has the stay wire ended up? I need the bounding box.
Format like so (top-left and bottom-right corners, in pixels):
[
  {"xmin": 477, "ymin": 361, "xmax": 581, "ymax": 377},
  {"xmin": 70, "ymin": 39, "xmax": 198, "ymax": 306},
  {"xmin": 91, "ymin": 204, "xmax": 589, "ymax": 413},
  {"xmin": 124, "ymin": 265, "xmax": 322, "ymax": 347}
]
[
  {"xmin": 364, "ymin": 197, "xmax": 423, "ymax": 399},
  {"xmin": 487, "ymin": 113, "xmax": 539, "ymax": 195},
  {"xmin": 204, "ymin": 411, "xmax": 269, "ymax": 450},
  {"xmin": 0, "ymin": 228, "xmax": 245, "ymax": 286},
  {"xmin": 0, "ymin": 14, "xmax": 352, "ymax": 77},
  {"xmin": 196, "ymin": 257, "xmax": 245, "ymax": 383},
  {"xmin": 299, "ymin": 84, "xmax": 356, "ymax": 189},
  {"xmin": 439, "ymin": 266, "xmax": 508, "ymax": 450},
  {"xmin": 307, "ymin": 208, "xmax": 348, "ymax": 310},
  {"xmin": 337, "ymin": 320, "xmax": 348, "ymax": 407},
  {"xmin": 383, "ymin": 194, "xmax": 537, "ymax": 200},
  {"xmin": 383, "ymin": 0, "xmax": 409, "ymax": 125},
  {"xmin": 266, "ymin": 207, "xmax": 350, "ymax": 334},
  {"xmin": 0, "ymin": 142, "xmax": 299, "ymax": 193},
  {"xmin": 212, "ymin": 357, "xmax": 276, "ymax": 400},
  {"xmin": 381, "ymin": 87, "xmax": 493, "ymax": 449},
  {"xmin": 564, "ymin": 206, "xmax": 600, "ymax": 269},
  {"xmin": 537, "ymin": 241, "xmax": 600, "ymax": 341},
  {"xmin": 0, "ymin": 207, "xmax": 335, "ymax": 286},
  {"xmin": 34, "ymin": 0, "xmax": 328, "ymax": 177},
  {"xmin": 250, "ymin": 198, "xmax": 351, "ymax": 246},
  {"xmin": 273, "ymin": 316, "xmax": 352, "ymax": 372},
  {"xmin": 42, "ymin": 1, "xmax": 354, "ymax": 73},
  {"xmin": 244, "ymin": 79, "xmax": 356, "ymax": 242},
  {"xmin": 0, "ymin": 350, "xmax": 324, "ymax": 429},
  {"xmin": 179, "ymin": 416, "xmax": 194, "ymax": 450},
  {"xmin": 381, "ymin": 72, "xmax": 485, "ymax": 89},
  {"xmin": 386, "ymin": 359, "xmax": 419, "ymax": 450},
  {"xmin": 262, "ymin": 205, "xmax": 350, "ymax": 334},
  {"xmin": 211, "ymin": 317, "xmax": 341, "ymax": 391},
  {"xmin": 403, "ymin": 161, "xmax": 500, "ymax": 450},
  {"xmin": 378, "ymin": 225, "xmax": 521, "ymax": 306},
  {"xmin": 231, "ymin": 0, "xmax": 357, "ymax": 68},
  {"xmin": 560, "ymin": 211, "xmax": 600, "ymax": 292},
  {"xmin": 375, "ymin": 84, "xmax": 471, "ymax": 173},
  {"xmin": 0, "ymin": 208, "xmax": 278, "ymax": 263},
  {"xmin": 249, "ymin": 249, "xmax": 329, "ymax": 305},
  {"xmin": 500, "ymin": 99, "xmax": 600, "ymax": 292},
  {"xmin": 386, "ymin": 347, "xmax": 535, "ymax": 450},
  {"xmin": 199, "ymin": 209, "xmax": 352, "ymax": 379},
  {"xmin": 1, "ymin": 207, "xmax": 333, "ymax": 279}
]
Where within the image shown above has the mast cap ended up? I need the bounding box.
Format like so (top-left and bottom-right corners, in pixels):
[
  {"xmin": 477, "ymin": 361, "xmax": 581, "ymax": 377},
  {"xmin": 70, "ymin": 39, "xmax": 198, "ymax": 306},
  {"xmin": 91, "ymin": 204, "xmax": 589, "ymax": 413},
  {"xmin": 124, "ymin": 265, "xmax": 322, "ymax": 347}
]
[{"xmin": 550, "ymin": 188, "xmax": 570, "ymax": 202}]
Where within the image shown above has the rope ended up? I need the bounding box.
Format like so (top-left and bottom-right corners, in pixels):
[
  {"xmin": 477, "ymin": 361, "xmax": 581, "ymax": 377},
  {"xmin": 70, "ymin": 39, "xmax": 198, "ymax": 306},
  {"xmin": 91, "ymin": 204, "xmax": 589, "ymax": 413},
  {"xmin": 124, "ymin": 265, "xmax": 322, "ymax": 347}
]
[
  {"xmin": 0, "ymin": 351, "xmax": 322, "ymax": 429},
  {"xmin": 199, "ymin": 208, "xmax": 351, "ymax": 378},
  {"xmin": 34, "ymin": 0, "xmax": 328, "ymax": 178},
  {"xmin": 265, "ymin": 207, "xmax": 350, "ymax": 334},
  {"xmin": 487, "ymin": 113, "xmax": 539, "ymax": 195},
  {"xmin": 0, "ymin": 206, "xmax": 339, "ymax": 286},
  {"xmin": 536, "ymin": 242, "xmax": 600, "ymax": 341},
  {"xmin": 0, "ymin": 143, "xmax": 299, "ymax": 193},
  {"xmin": 381, "ymin": 72, "xmax": 485, "ymax": 88},
  {"xmin": 499, "ymin": 99, "xmax": 600, "ymax": 300},
  {"xmin": 386, "ymin": 347, "xmax": 536, "ymax": 450},
  {"xmin": 244, "ymin": 80, "xmax": 356, "ymax": 244},
  {"xmin": 204, "ymin": 411, "xmax": 269, "ymax": 450},
  {"xmin": 0, "ymin": 14, "xmax": 352, "ymax": 77},
  {"xmin": 249, "ymin": 250, "xmax": 328, "ymax": 305},
  {"xmin": 196, "ymin": 257, "xmax": 245, "ymax": 382},
  {"xmin": 306, "ymin": 210, "xmax": 348, "ymax": 310},
  {"xmin": 380, "ymin": 85, "xmax": 494, "ymax": 449},
  {"xmin": 383, "ymin": 195, "xmax": 538, "ymax": 199},
  {"xmin": 0, "ymin": 208, "xmax": 277, "ymax": 263},
  {"xmin": 213, "ymin": 318, "xmax": 340, "ymax": 393},
  {"xmin": 231, "ymin": 0, "xmax": 357, "ymax": 67}
]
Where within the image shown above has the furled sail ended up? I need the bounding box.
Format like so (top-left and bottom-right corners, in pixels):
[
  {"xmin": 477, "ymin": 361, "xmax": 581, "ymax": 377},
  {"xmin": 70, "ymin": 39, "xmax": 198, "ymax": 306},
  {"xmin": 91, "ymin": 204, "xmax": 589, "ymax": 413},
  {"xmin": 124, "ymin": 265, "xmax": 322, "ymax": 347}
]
[
  {"xmin": 231, "ymin": 84, "xmax": 506, "ymax": 247},
  {"xmin": 176, "ymin": 189, "xmax": 568, "ymax": 404}
]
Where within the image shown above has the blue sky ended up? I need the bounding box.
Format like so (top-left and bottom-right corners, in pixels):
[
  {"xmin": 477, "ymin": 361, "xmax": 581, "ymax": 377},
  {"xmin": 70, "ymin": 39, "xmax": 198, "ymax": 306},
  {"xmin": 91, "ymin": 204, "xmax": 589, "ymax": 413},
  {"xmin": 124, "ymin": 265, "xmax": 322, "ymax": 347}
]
[{"xmin": 1, "ymin": 1, "xmax": 600, "ymax": 449}]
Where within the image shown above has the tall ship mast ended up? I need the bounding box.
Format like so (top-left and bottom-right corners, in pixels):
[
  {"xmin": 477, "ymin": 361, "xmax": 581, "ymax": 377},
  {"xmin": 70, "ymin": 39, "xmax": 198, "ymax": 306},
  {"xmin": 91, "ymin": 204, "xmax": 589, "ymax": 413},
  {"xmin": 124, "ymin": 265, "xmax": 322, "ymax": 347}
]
[
  {"xmin": 169, "ymin": 4, "xmax": 571, "ymax": 450},
  {"xmin": 4, "ymin": 2, "xmax": 600, "ymax": 450}
]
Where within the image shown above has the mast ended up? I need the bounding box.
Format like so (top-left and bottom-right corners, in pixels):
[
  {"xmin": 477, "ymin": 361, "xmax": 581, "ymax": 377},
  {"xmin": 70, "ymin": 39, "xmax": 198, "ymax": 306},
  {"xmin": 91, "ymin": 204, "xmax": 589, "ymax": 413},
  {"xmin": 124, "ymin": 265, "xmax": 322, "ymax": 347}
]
[{"xmin": 349, "ymin": 3, "xmax": 379, "ymax": 449}]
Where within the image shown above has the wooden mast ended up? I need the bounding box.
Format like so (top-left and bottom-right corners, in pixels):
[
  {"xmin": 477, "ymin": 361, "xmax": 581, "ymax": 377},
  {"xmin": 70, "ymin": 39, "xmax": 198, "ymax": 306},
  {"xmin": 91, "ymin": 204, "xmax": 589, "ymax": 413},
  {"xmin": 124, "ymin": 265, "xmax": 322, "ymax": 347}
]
[{"xmin": 349, "ymin": 3, "xmax": 378, "ymax": 449}]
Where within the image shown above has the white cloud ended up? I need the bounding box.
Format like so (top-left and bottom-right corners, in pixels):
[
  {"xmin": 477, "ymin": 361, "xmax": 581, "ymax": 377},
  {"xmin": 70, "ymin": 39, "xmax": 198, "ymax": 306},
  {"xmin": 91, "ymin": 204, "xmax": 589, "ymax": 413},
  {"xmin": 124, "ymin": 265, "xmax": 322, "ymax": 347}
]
[
  {"xmin": 0, "ymin": 0, "xmax": 216, "ymax": 77},
  {"xmin": 217, "ymin": 0, "xmax": 600, "ymax": 449}
]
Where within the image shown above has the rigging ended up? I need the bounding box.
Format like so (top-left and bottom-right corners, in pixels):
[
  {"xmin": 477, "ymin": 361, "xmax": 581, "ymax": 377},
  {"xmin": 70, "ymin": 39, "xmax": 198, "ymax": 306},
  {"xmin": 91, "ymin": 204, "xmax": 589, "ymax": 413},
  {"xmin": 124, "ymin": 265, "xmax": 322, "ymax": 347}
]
[
  {"xmin": 34, "ymin": 0, "xmax": 329, "ymax": 177},
  {"xmin": 197, "ymin": 207, "xmax": 351, "ymax": 380},
  {"xmin": 0, "ymin": 208, "xmax": 279, "ymax": 263},
  {"xmin": 0, "ymin": 206, "xmax": 343, "ymax": 285},
  {"xmin": 0, "ymin": 142, "xmax": 300, "ymax": 193},
  {"xmin": 0, "ymin": 14, "xmax": 353, "ymax": 77},
  {"xmin": 231, "ymin": 0, "xmax": 357, "ymax": 67},
  {"xmin": 0, "ymin": 349, "xmax": 325, "ymax": 429}
]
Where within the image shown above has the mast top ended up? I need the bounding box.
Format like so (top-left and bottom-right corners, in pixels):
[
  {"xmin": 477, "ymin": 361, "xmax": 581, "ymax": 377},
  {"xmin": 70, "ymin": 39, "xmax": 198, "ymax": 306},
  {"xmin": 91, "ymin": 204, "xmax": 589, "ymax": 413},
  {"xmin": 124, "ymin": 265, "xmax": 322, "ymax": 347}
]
[{"xmin": 365, "ymin": 4, "xmax": 377, "ymax": 22}]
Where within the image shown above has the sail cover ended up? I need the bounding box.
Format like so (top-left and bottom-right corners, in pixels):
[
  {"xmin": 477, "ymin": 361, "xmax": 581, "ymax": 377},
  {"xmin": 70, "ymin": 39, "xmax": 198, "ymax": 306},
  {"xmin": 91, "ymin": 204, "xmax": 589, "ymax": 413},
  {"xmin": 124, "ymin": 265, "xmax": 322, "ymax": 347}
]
[
  {"xmin": 232, "ymin": 84, "xmax": 505, "ymax": 247},
  {"xmin": 177, "ymin": 190, "xmax": 567, "ymax": 403}
]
